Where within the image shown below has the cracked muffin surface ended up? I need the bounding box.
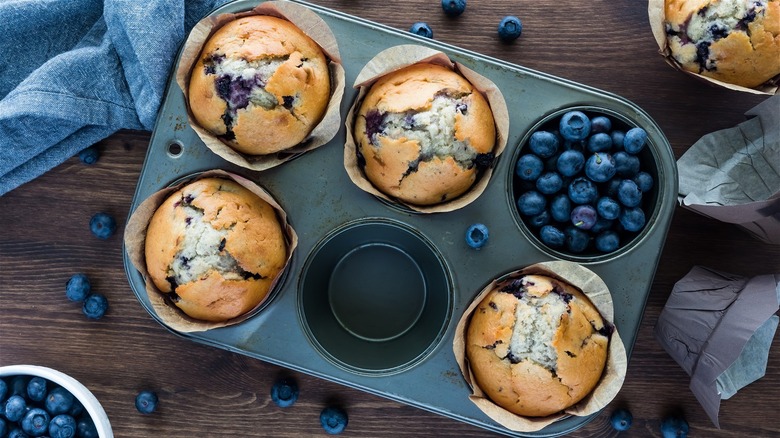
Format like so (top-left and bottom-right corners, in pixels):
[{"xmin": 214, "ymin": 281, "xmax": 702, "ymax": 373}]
[
  {"xmin": 188, "ymin": 15, "xmax": 331, "ymax": 155},
  {"xmin": 466, "ymin": 275, "xmax": 609, "ymax": 417},
  {"xmin": 354, "ymin": 63, "xmax": 496, "ymax": 206},
  {"xmin": 664, "ymin": 0, "xmax": 780, "ymax": 88},
  {"xmin": 145, "ymin": 177, "xmax": 287, "ymax": 322}
]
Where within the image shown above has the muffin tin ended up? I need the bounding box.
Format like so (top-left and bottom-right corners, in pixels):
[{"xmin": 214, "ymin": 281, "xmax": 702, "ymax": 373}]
[{"xmin": 122, "ymin": 0, "xmax": 678, "ymax": 436}]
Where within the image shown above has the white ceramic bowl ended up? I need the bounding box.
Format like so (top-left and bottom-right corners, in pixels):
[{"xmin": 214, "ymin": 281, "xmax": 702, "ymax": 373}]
[{"xmin": 0, "ymin": 365, "xmax": 113, "ymax": 438}]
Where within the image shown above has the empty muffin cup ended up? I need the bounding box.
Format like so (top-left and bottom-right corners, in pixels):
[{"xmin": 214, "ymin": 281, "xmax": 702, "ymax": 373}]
[{"xmin": 298, "ymin": 218, "xmax": 452, "ymax": 375}]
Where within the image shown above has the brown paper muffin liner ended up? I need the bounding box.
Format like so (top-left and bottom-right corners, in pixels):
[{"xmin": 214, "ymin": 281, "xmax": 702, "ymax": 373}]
[
  {"xmin": 344, "ymin": 44, "xmax": 510, "ymax": 214},
  {"xmin": 647, "ymin": 0, "xmax": 778, "ymax": 95},
  {"xmin": 176, "ymin": 1, "xmax": 346, "ymax": 170},
  {"xmin": 123, "ymin": 169, "xmax": 299, "ymax": 333},
  {"xmin": 453, "ymin": 261, "xmax": 628, "ymax": 433}
]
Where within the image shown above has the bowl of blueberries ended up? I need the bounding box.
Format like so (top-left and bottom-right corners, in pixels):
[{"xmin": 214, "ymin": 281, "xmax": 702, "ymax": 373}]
[
  {"xmin": 510, "ymin": 106, "xmax": 661, "ymax": 261},
  {"xmin": 0, "ymin": 365, "xmax": 112, "ymax": 438}
]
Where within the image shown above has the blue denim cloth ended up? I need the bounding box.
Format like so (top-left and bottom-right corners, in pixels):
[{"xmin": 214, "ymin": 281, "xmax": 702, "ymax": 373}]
[{"xmin": 0, "ymin": 0, "xmax": 230, "ymax": 196}]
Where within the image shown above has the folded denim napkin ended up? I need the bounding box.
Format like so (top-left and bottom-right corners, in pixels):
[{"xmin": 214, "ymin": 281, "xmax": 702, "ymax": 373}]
[{"xmin": 0, "ymin": 0, "xmax": 230, "ymax": 196}]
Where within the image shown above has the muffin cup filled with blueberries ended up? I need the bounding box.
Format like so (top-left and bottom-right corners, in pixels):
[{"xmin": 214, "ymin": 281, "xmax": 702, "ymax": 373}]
[
  {"xmin": 453, "ymin": 261, "xmax": 627, "ymax": 433},
  {"xmin": 124, "ymin": 169, "xmax": 298, "ymax": 333},
  {"xmin": 176, "ymin": 0, "xmax": 346, "ymax": 170},
  {"xmin": 510, "ymin": 106, "xmax": 663, "ymax": 261},
  {"xmin": 344, "ymin": 44, "xmax": 510, "ymax": 213}
]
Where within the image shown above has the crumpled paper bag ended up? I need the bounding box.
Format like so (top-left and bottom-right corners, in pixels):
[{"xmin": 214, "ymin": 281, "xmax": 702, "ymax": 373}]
[
  {"xmin": 677, "ymin": 95, "xmax": 780, "ymax": 244},
  {"xmin": 654, "ymin": 266, "xmax": 780, "ymax": 427}
]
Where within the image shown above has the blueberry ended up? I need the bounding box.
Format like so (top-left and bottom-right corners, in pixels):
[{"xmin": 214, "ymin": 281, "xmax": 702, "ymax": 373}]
[
  {"xmin": 441, "ymin": 0, "xmax": 466, "ymax": 16},
  {"xmin": 596, "ymin": 197, "xmax": 621, "ymax": 220},
  {"xmin": 46, "ymin": 387, "xmax": 75, "ymax": 416},
  {"xmin": 550, "ymin": 194, "xmax": 572, "ymax": 223},
  {"xmin": 320, "ymin": 406, "xmax": 348, "ymax": 435},
  {"xmin": 619, "ymin": 207, "xmax": 646, "ymax": 232},
  {"xmin": 556, "ymin": 150, "xmax": 585, "ymax": 177},
  {"xmin": 535, "ymin": 172, "xmax": 563, "ymax": 195},
  {"xmin": 590, "ymin": 116, "xmax": 612, "ymax": 134},
  {"xmin": 10, "ymin": 376, "xmax": 28, "ymax": 397},
  {"xmin": 568, "ymin": 177, "xmax": 598, "ymax": 204},
  {"xmin": 67, "ymin": 399, "xmax": 83, "ymax": 418},
  {"xmin": 613, "ymin": 151, "xmax": 640, "ymax": 177},
  {"xmin": 584, "ymin": 153, "xmax": 616, "ymax": 183},
  {"xmin": 539, "ymin": 225, "xmax": 566, "ymax": 248},
  {"xmin": 0, "ymin": 378, "xmax": 7, "ymax": 403},
  {"xmin": 497, "ymin": 16, "xmax": 522, "ymax": 42},
  {"xmin": 5, "ymin": 395, "xmax": 27, "ymax": 422},
  {"xmin": 660, "ymin": 415, "xmax": 689, "ymax": 438},
  {"xmin": 558, "ymin": 111, "xmax": 591, "ymax": 142},
  {"xmin": 623, "ymin": 127, "xmax": 648, "ymax": 154},
  {"xmin": 270, "ymin": 378, "xmax": 299, "ymax": 408},
  {"xmin": 617, "ymin": 179, "xmax": 642, "ymax": 207},
  {"xmin": 77, "ymin": 146, "xmax": 100, "ymax": 165},
  {"xmin": 65, "ymin": 274, "xmax": 91, "ymax": 302},
  {"xmin": 48, "ymin": 414, "xmax": 76, "ymax": 438},
  {"xmin": 76, "ymin": 416, "xmax": 98, "ymax": 438},
  {"xmin": 587, "ymin": 132, "xmax": 612, "ymax": 152},
  {"xmin": 516, "ymin": 191, "xmax": 546, "ymax": 216},
  {"xmin": 135, "ymin": 390, "xmax": 158, "ymax": 415},
  {"xmin": 409, "ymin": 22, "xmax": 433, "ymax": 38},
  {"xmin": 528, "ymin": 131, "xmax": 559, "ymax": 158},
  {"xmin": 8, "ymin": 428, "xmax": 29, "ymax": 438},
  {"xmin": 515, "ymin": 154, "xmax": 544, "ymax": 181},
  {"xmin": 590, "ymin": 218, "xmax": 614, "ymax": 233},
  {"xmin": 0, "ymin": 419, "xmax": 7, "ymax": 438},
  {"xmin": 603, "ymin": 178, "xmax": 622, "ymax": 198},
  {"xmin": 26, "ymin": 377, "xmax": 47, "ymax": 402},
  {"xmin": 21, "ymin": 408, "xmax": 50, "ymax": 437},
  {"xmin": 570, "ymin": 205, "xmax": 597, "ymax": 230},
  {"xmin": 564, "ymin": 226, "xmax": 590, "ymax": 253},
  {"xmin": 611, "ymin": 130, "xmax": 626, "ymax": 149},
  {"xmin": 633, "ymin": 171, "xmax": 654, "ymax": 193},
  {"xmin": 528, "ymin": 210, "xmax": 550, "ymax": 228},
  {"xmin": 595, "ymin": 231, "xmax": 620, "ymax": 253},
  {"xmin": 82, "ymin": 293, "xmax": 108, "ymax": 320},
  {"xmin": 89, "ymin": 212, "xmax": 116, "ymax": 240},
  {"xmin": 609, "ymin": 408, "xmax": 633, "ymax": 431}
]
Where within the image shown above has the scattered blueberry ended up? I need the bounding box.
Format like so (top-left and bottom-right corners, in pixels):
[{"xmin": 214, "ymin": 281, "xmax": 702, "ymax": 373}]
[
  {"xmin": 596, "ymin": 197, "xmax": 621, "ymax": 220},
  {"xmin": 556, "ymin": 150, "xmax": 585, "ymax": 177},
  {"xmin": 45, "ymin": 388, "xmax": 74, "ymax": 416},
  {"xmin": 550, "ymin": 194, "xmax": 572, "ymax": 223},
  {"xmin": 516, "ymin": 191, "xmax": 547, "ymax": 216},
  {"xmin": 441, "ymin": 0, "xmax": 466, "ymax": 16},
  {"xmin": 515, "ymin": 154, "xmax": 544, "ymax": 181},
  {"xmin": 584, "ymin": 153, "xmax": 616, "ymax": 182},
  {"xmin": 590, "ymin": 116, "xmax": 612, "ymax": 133},
  {"xmin": 465, "ymin": 223, "xmax": 489, "ymax": 249},
  {"xmin": 617, "ymin": 179, "xmax": 642, "ymax": 208},
  {"xmin": 619, "ymin": 207, "xmax": 646, "ymax": 232},
  {"xmin": 497, "ymin": 16, "xmax": 522, "ymax": 42},
  {"xmin": 633, "ymin": 171, "xmax": 654, "ymax": 193},
  {"xmin": 660, "ymin": 415, "xmax": 689, "ymax": 438},
  {"xmin": 623, "ymin": 127, "xmax": 648, "ymax": 154},
  {"xmin": 135, "ymin": 390, "xmax": 158, "ymax": 415},
  {"xmin": 89, "ymin": 212, "xmax": 116, "ymax": 240},
  {"xmin": 539, "ymin": 225, "xmax": 566, "ymax": 247},
  {"xmin": 595, "ymin": 231, "xmax": 620, "ymax": 253},
  {"xmin": 587, "ymin": 132, "xmax": 612, "ymax": 152},
  {"xmin": 48, "ymin": 414, "xmax": 77, "ymax": 438},
  {"xmin": 409, "ymin": 22, "xmax": 433, "ymax": 38},
  {"xmin": 82, "ymin": 293, "xmax": 108, "ymax": 320},
  {"xmin": 77, "ymin": 146, "xmax": 100, "ymax": 165},
  {"xmin": 65, "ymin": 274, "xmax": 91, "ymax": 302},
  {"xmin": 270, "ymin": 378, "xmax": 299, "ymax": 408},
  {"xmin": 5, "ymin": 395, "xmax": 27, "ymax": 422},
  {"xmin": 528, "ymin": 131, "xmax": 559, "ymax": 158},
  {"xmin": 319, "ymin": 406, "xmax": 348, "ymax": 435},
  {"xmin": 26, "ymin": 378, "xmax": 47, "ymax": 402},
  {"xmin": 564, "ymin": 226, "xmax": 590, "ymax": 253},
  {"xmin": 609, "ymin": 408, "xmax": 633, "ymax": 431},
  {"xmin": 570, "ymin": 205, "xmax": 597, "ymax": 230},
  {"xmin": 559, "ymin": 111, "xmax": 591, "ymax": 141},
  {"xmin": 21, "ymin": 408, "xmax": 50, "ymax": 437},
  {"xmin": 535, "ymin": 171, "xmax": 563, "ymax": 195},
  {"xmin": 568, "ymin": 177, "xmax": 598, "ymax": 204}
]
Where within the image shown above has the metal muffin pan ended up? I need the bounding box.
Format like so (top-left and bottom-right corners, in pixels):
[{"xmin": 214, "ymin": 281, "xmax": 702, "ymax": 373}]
[{"xmin": 123, "ymin": 0, "xmax": 677, "ymax": 436}]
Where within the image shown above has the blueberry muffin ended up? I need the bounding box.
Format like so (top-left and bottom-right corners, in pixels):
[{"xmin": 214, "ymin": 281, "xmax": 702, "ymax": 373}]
[
  {"xmin": 466, "ymin": 275, "xmax": 609, "ymax": 417},
  {"xmin": 145, "ymin": 177, "xmax": 287, "ymax": 322},
  {"xmin": 188, "ymin": 15, "xmax": 331, "ymax": 155},
  {"xmin": 664, "ymin": 0, "xmax": 780, "ymax": 88},
  {"xmin": 354, "ymin": 63, "xmax": 496, "ymax": 206}
]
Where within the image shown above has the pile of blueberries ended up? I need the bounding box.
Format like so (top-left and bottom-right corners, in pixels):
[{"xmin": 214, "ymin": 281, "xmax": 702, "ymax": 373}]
[
  {"xmin": 514, "ymin": 109, "xmax": 655, "ymax": 256},
  {"xmin": 0, "ymin": 375, "xmax": 98, "ymax": 438}
]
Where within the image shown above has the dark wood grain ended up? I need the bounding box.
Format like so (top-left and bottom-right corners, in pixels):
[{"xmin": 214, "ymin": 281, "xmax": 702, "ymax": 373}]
[{"xmin": 2, "ymin": 0, "xmax": 779, "ymax": 436}]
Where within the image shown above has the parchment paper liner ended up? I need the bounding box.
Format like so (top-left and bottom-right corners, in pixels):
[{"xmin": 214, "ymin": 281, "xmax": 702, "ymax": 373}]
[
  {"xmin": 344, "ymin": 44, "xmax": 510, "ymax": 213},
  {"xmin": 453, "ymin": 261, "xmax": 628, "ymax": 432},
  {"xmin": 647, "ymin": 0, "xmax": 778, "ymax": 95},
  {"xmin": 175, "ymin": 1, "xmax": 346, "ymax": 170},
  {"xmin": 123, "ymin": 169, "xmax": 299, "ymax": 333}
]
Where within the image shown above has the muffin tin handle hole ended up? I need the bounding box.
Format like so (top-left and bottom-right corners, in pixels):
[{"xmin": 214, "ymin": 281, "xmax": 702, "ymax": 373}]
[{"xmin": 167, "ymin": 141, "xmax": 184, "ymax": 158}]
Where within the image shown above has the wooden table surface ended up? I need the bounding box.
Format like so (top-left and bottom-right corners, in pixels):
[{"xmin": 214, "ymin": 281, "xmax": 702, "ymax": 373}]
[{"xmin": 2, "ymin": 0, "xmax": 779, "ymax": 436}]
